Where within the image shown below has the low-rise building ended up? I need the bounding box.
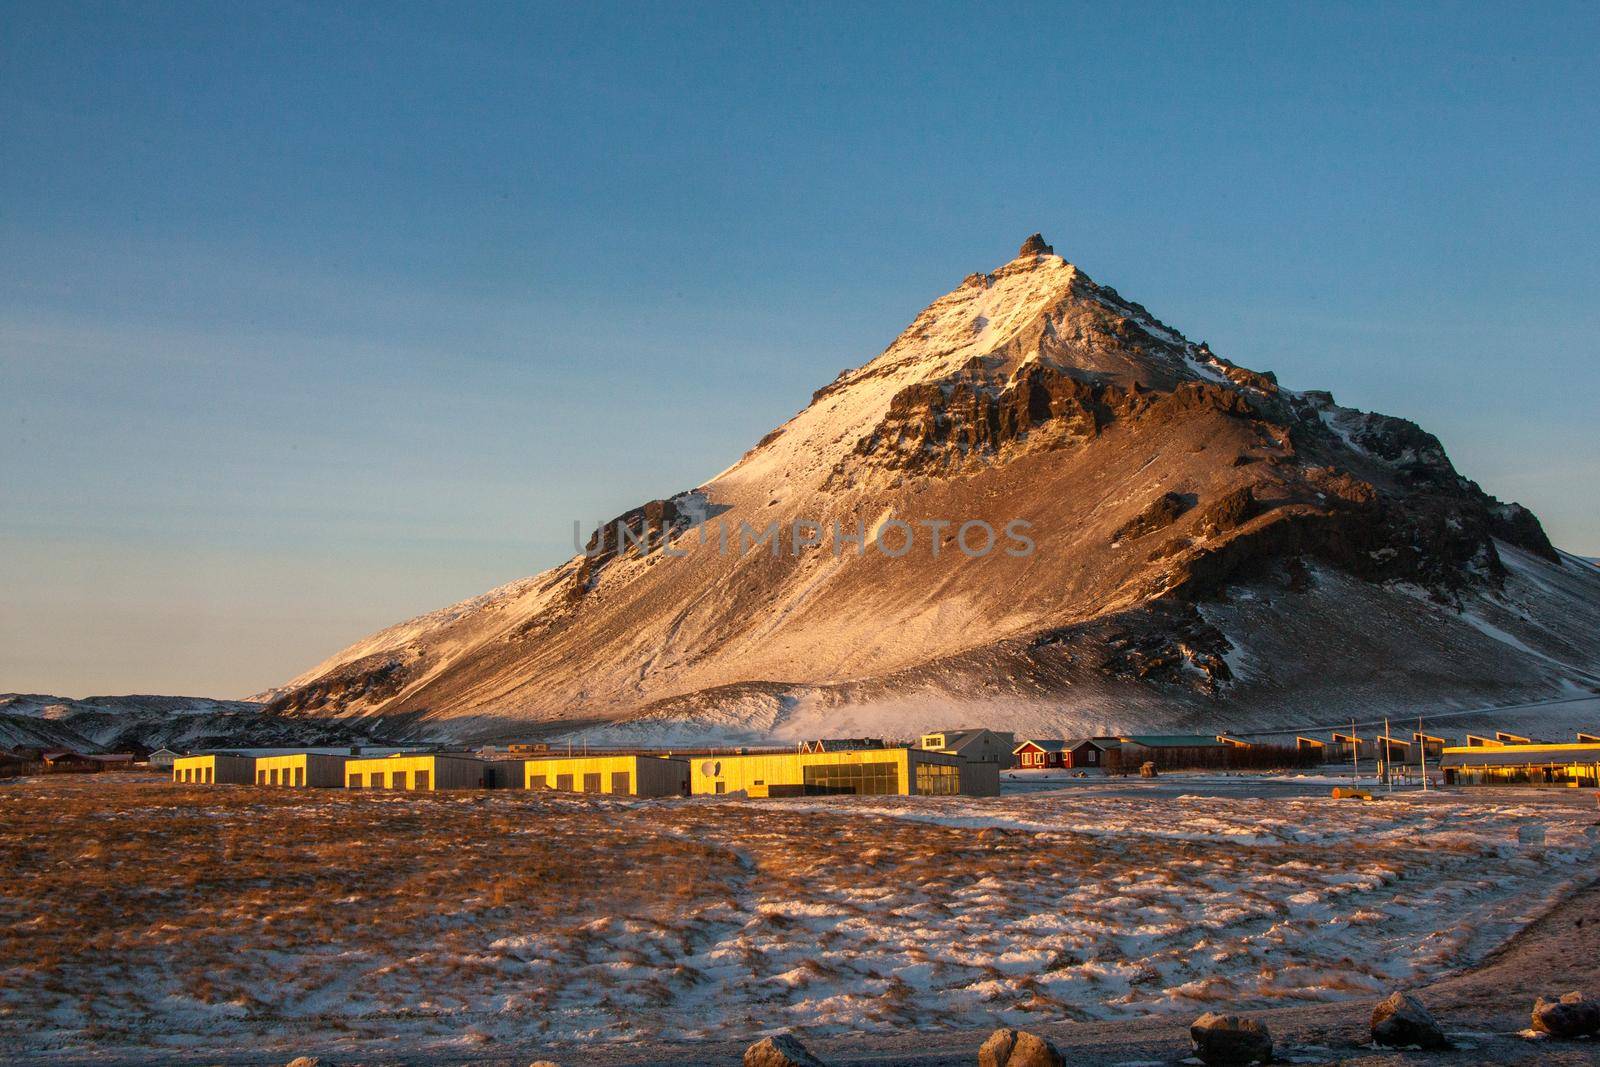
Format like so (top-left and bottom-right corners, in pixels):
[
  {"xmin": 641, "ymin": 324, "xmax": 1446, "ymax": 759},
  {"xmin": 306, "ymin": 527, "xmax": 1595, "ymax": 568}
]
[
  {"xmin": 254, "ymin": 752, "xmax": 348, "ymax": 788},
  {"xmin": 920, "ymin": 729, "xmax": 1016, "ymax": 766},
  {"xmin": 522, "ymin": 754, "xmax": 689, "ymax": 797},
  {"xmin": 146, "ymin": 748, "xmax": 180, "ymax": 770},
  {"xmin": 1411, "ymin": 732, "xmax": 1450, "ymax": 758},
  {"xmin": 1012, "ymin": 738, "xmax": 1104, "ymax": 770},
  {"xmin": 689, "ymin": 746, "xmax": 996, "ymax": 797},
  {"xmin": 172, "ymin": 754, "xmax": 254, "ymax": 785},
  {"xmin": 1441, "ymin": 743, "xmax": 1600, "ymax": 787},
  {"xmin": 344, "ymin": 754, "xmax": 507, "ymax": 791},
  {"xmin": 1013, "ymin": 739, "xmax": 1069, "ymax": 768}
]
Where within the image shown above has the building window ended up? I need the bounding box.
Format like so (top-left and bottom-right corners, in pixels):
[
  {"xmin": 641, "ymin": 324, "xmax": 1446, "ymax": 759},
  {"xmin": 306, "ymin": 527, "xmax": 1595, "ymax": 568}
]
[
  {"xmin": 350, "ymin": 773, "xmax": 363, "ymax": 788},
  {"xmin": 1087, "ymin": 749, "xmax": 1097, "ymax": 763},
  {"xmin": 610, "ymin": 771, "xmax": 630, "ymax": 794},
  {"xmin": 258, "ymin": 769, "xmax": 268, "ymax": 785},
  {"xmin": 803, "ymin": 761, "xmax": 900, "ymax": 796},
  {"xmin": 915, "ymin": 762, "xmax": 959, "ymax": 796},
  {"xmin": 714, "ymin": 781, "xmax": 725, "ymax": 794},
  {"xmin": 391, "ymin": 771, "xmax": 405, "ymax": 789},
  {"xmin": 414, "ymin": 770, "xmax": 430, "ymax": 790},
  {"xmin": 204, "ymin": 768, "xmax": 212, "ymax": 784},
  {"xmin": 294, "ymin": 767, "xmax": 305, "ymax": 787},
  {"xmin": 555, "ymin": 773, "xmax": 573, "ymax": 791},
  {"xmin": 583, "ymin": 772, "xmax": 602, "ymax": 793}
]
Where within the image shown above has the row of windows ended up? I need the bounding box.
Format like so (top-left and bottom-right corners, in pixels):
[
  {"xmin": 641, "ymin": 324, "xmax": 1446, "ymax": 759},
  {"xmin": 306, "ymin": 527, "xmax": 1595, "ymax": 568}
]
[
  {"xmin": 529, "ymin": 771, "xmax": 631, "ymax": 793},
  {"xmin": 348, "ymin": 770, "xmax": 432, "ymax": 790},
  {"xmin": 256, "ymin": 767, "xmax": 307, "ymax": 786},
  {"xmin": 801, "ymin": 761, "xmax": 900, "ymax": 796},
  {"xmin": 1448, "ymin": 765, "xmax": 1600, "ymax": 786},
  {"xmin": 175, "ymin": 767, "xmax": 213, "ymax": 783}
]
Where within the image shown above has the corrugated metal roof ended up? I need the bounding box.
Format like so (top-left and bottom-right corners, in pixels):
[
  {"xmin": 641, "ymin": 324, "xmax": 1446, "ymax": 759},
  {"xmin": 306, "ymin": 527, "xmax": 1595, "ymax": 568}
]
[{"xmin": 1441, "ymin": 745, "xmax": 1600, "ymax": 769}]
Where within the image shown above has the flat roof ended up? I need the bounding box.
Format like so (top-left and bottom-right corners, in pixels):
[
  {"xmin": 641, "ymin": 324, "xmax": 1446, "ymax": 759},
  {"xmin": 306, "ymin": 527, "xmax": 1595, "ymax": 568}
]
[{"xmin": 1441, "ymin": 744, "xmax": 1600, "ymax": 768}]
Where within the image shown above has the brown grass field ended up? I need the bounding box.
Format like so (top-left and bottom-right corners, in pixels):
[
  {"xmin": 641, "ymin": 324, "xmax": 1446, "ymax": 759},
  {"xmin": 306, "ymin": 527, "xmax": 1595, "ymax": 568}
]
[{"xmin": 2, "ymin": 772, "xmax": 1594, "ymax": 1064}]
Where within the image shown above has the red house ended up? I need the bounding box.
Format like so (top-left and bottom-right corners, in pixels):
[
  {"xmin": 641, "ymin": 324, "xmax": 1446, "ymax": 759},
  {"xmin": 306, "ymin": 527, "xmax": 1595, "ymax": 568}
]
[{"xmin": 1012, "ymin": 738, "xmax": 1105, "ymax": 770}]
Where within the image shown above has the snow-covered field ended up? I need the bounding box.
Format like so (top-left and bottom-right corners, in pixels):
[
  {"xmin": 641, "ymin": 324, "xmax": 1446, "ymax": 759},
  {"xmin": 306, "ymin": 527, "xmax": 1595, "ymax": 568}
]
[{"xmin": 1, "ymin": 775, "xmax": 1595, "ymax": 1062}]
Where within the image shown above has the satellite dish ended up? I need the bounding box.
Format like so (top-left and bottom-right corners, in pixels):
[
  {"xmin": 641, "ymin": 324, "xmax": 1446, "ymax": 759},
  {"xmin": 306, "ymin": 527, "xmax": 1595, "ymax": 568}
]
[{"xmin": 700, "ymin": 760, "xmax": 721, "ymax": 776}]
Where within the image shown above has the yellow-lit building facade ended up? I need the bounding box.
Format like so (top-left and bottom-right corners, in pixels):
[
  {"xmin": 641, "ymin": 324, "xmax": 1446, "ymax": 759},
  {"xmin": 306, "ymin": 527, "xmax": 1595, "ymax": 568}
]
[
  {"xmin": 344, "ymin": 754, "xmax": 512, "ymax": 791},
  {"xmin": 688, "ymin": 747, "xmax": 996, "ymax": 797},
  {"xmin": 522, "ymin": 754, "xmax": 689, "ymax": 797},
  {"xmin": 254, "ymin": 753, "xmax": 347, "ymax": 788},
  {"xmin": 172, "ymin": 754, "xmax": 254, "ymax": 785},
  {"xmin": 1441, "ymin": 743, "xmax": 1600, "ymax": 787}
]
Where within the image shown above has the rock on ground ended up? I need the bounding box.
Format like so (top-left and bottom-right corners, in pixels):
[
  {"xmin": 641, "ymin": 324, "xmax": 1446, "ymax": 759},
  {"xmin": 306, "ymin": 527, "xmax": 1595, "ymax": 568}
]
[
  {"xmin": 977, "ymin": 1027, "xmax": 1065, "ymax": 1067},
  {"xmin": 1189, "ymin": 1012, "xmax": 1272, "ymax": 1066},
  {"xmin": 1371, "ymin": 989, "xmax": 1451, "ymax": 1049},
  {"xmin": 1532, "ymin": 991, "xmax": 1600, "ymax": 1038},
  {"xmin": 284, "ymin": 1059, "xmax": 322, "ymax": 1067},
  {"xmin": 744, "ymin": 1032, "xmax": 827, "ymax": 1067}
]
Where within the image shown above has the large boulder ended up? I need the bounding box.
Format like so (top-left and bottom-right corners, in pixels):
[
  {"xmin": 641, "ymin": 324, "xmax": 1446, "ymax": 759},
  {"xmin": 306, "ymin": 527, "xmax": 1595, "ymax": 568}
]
[
  {"xmin": 1189, "ymin": 1012, "xmax": 1272, "ymax": 1066},
  {"xmin": 1532, "ymin": 992, "xmax": 1600, "ymax": 1038},
  {"xmin": 744, "ymin": 1033, "xmax": 827, "ymax": 1067},
  {"xmin": 977, "ymin": 1027, "xmax": 1065, "ymax": 1067},
  {"xmin": 284, "ymin": 1059, "xmax": 323, "ymax": 1067},
  {"xmin": 1371, "ymin": 990, "xmax": 1450, "ymax": 1049}
]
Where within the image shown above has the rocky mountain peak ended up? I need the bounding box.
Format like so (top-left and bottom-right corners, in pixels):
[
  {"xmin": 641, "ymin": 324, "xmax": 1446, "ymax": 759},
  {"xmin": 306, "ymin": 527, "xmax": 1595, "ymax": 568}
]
[{"xmin": 1018, "ymin": 232, "xmax": 1053, "ymax": 257}]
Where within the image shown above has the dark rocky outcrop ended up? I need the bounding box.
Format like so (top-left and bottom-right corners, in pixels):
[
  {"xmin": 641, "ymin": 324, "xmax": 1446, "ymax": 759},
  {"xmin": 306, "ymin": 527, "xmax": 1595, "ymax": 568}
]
[
  {"xmin": 1371, "ymin": 989, "xmax": 1450, "ymax": 1049},
  {"xmin": 1189, "ymin": 1012, "xmax": 1272, "ymax": 1065},
  {"xmin": 1112, "ymin": 492, "xmax": 1192, "ymax": 542},
  {"xmin": 744, "ymin": 1032, "xmax": 828, "ymax": 1067},
  {"xmin": 266, "ymin": 655, "xmax": 408, "ymax": 715},
  {"xmin": 1532, "ymin": 991, "xmax": 1600, "ymax": 1038},
  {"xmin": 1195, "ymin": 487, "xmax": 1258, "ymax": 539},
  {"xmin": 977, "ymin": 1026, "xmax": 1065, "ymax": 1067},
  {"xmin": 1093, "ymin": 603, "xmax": 1234, "ymax": 696},
  {"xmin": 1018, "ymin": 233, "xmax": 1053, "ymax": 256}
]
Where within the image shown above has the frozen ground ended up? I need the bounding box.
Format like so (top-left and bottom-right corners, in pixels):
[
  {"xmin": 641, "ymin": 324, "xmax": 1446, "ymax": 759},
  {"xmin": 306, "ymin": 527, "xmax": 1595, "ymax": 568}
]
[{"xmin": 1, "ymin": 775, "xmax": 1595, "ymax": 1064}]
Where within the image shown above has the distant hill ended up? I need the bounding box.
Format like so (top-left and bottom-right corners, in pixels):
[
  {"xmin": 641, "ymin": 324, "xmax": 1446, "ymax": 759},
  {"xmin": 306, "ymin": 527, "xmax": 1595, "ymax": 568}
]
[{"xmin": 0, "ymin": 693, "xmax": 386, "ymax": 754}]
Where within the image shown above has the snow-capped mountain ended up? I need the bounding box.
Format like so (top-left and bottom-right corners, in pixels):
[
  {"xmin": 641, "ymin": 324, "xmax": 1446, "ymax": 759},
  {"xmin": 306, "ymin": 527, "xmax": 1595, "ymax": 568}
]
[{"xmin": 263, "ymin": 236, "xmax": 1600, "ymax": 743}]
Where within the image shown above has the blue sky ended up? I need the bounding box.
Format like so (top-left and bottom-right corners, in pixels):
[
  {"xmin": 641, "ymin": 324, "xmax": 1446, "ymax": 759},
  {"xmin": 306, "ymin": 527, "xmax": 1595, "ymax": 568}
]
[{"xmin": 3, "ymin": 2, "xmax": 1597, "ymax": 698}]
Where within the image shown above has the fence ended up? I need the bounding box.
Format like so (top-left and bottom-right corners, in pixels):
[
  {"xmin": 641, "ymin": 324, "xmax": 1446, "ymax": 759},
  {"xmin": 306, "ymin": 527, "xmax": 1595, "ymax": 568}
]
[{"xmin": 1104, "ymin": 743, "xmax": 1321, "ymax": 773}]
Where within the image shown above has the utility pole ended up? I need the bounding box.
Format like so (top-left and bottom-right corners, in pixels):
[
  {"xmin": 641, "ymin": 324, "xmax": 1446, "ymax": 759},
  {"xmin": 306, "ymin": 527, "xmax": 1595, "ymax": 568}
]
[
  {"xmin": 1351, "ymin": 719, "xmax": 1359, "ymax": 781},
  {"xmin": 1418, "ymin": 713, "xmax": 1428, "ymax": 792},
  {"xmin": 1384, "ymin": 716, "xmax": 1392, "ymax": 791}
]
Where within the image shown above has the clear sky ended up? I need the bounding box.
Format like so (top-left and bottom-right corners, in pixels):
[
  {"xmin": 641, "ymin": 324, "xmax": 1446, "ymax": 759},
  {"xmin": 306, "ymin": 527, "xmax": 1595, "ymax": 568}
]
[{"xmin": 3, "ymin": 2, "xmax": 1597, "ymax": 699}]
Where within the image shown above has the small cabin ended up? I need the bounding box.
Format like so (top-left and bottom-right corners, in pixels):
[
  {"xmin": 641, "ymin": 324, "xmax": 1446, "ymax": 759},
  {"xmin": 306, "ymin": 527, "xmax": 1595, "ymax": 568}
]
[
  {"xmin": 344, "ymin": 754, "xmax": 501, "ymax": 791},
  {"xmin": 172, "ymin": 754, "xmax": 255, "ymax": 785},
  {"xmin": 254, "ymin": 753, "xmax": 348, "ymax": 788},
  {"xmin": 523, "ymin": 754, "xmax": 690, "ymax": 797}
]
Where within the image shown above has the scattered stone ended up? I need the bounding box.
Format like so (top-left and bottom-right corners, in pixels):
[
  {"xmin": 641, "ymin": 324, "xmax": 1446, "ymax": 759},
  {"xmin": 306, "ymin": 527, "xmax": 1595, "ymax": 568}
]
[
  {"xmin": 1371, "ymin": 989, "xmax": 1451, "ymax": 1049},
  {"xmin": 977, "ymin": 1026, "xmax": 1065, "ymax": 1067},
  {"xmin": 1018, "ymin": 233, "xmax": 1053, "ymax": 257},
  {"xmin": 744, "ymin": 1032, "xmax": 827, "ymax": 1067},
  {"xmin": 1189, "ymin": 1012, "xmax": 1273, "ymax": 1065},
  {"xmin": 284, "ymin": 1059, "xmax": 323, "ymax": 1067},
  {"xmin": 527, "ymin": 1062, "xmax": 562, "ymax": 1067},
  {"xmin": 1532, "ymin": 991, "xmax": 1600, "ymax": 1038}
]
